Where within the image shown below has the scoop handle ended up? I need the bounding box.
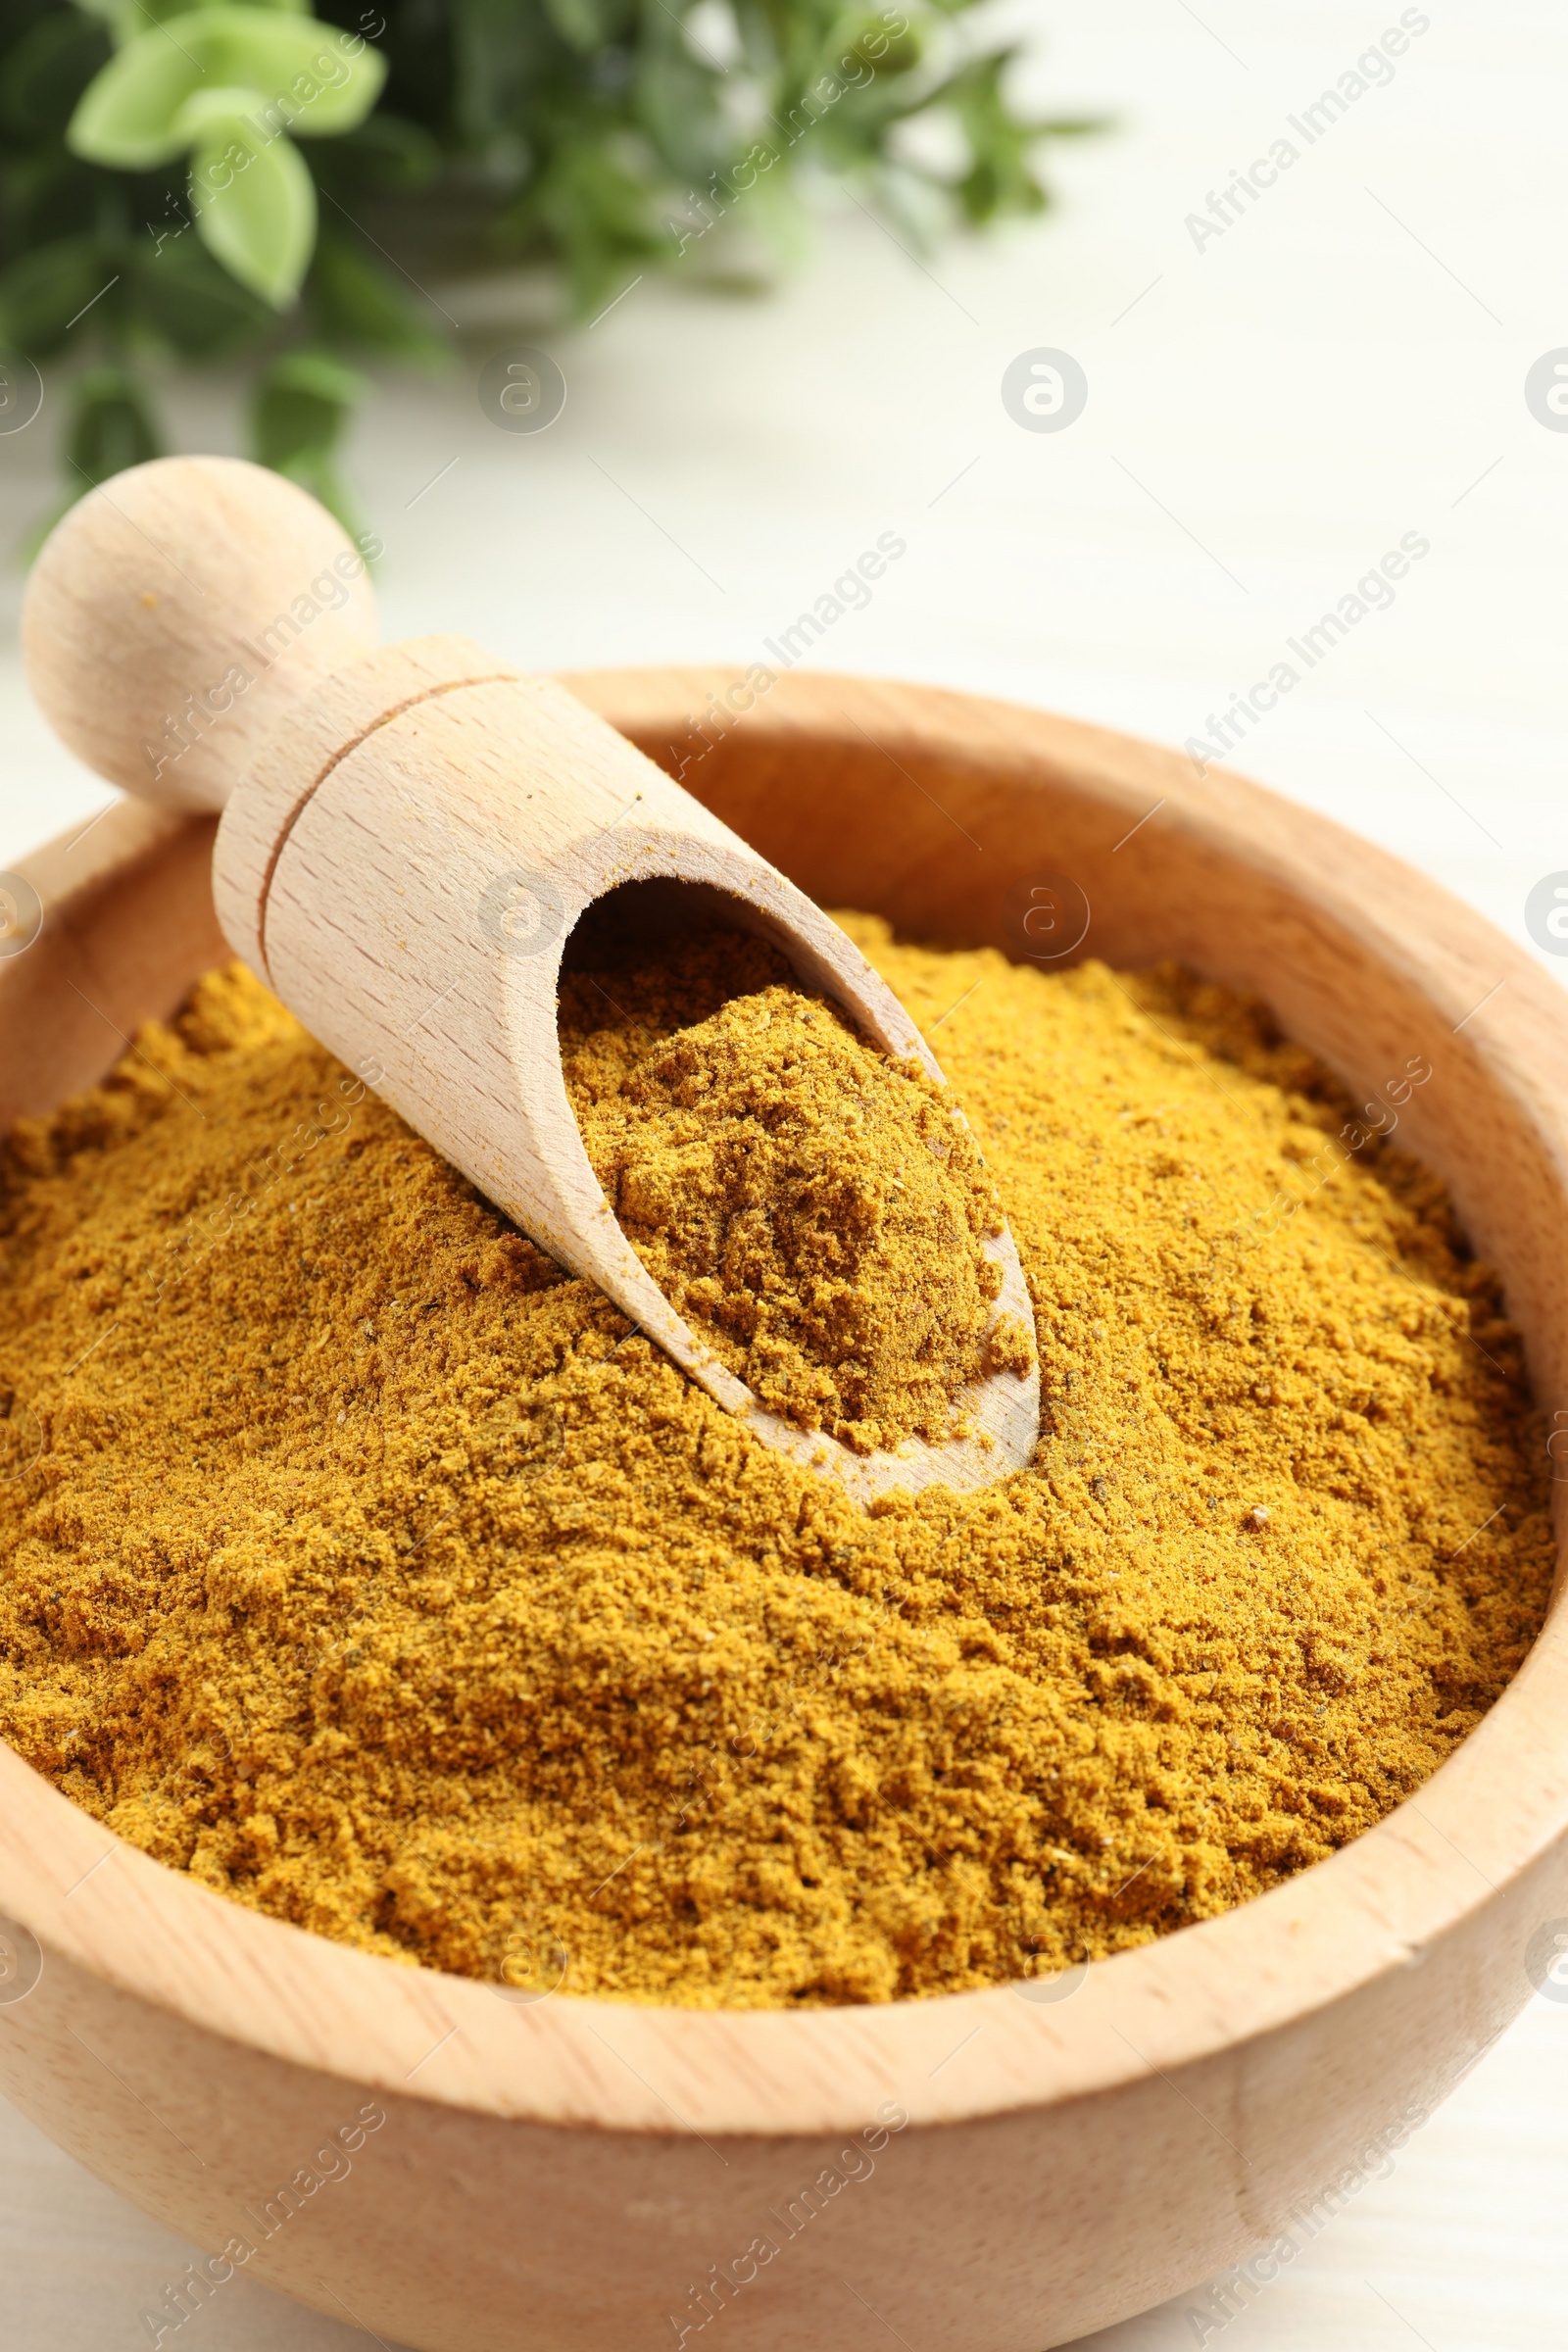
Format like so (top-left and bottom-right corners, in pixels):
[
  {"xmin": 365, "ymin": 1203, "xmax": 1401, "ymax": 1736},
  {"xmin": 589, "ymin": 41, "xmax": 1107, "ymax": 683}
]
[
  {"xmin": 22, "ymin": 456, "xmax": 379, "ymax": 815},
  {"xmin": 207, "ymin": 629, "xmax": 957, "ymax": 1495},
  {"xmin": 21, "ymin": 455, "xmax": 1040, "ymax": 1503}
]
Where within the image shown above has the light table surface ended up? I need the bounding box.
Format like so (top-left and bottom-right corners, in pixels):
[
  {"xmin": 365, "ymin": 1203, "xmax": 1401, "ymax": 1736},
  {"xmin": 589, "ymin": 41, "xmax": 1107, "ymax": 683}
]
[{"xmin": 0, "ymin": 0, "xmax": 1564, "ymax": 2341}]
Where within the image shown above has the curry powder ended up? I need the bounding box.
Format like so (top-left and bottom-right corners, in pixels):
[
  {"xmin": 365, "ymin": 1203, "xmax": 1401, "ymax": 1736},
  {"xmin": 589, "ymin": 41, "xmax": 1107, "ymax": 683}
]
[
  {"xmin": 560, "ymin": 909, "xmax": 1022, "ymax": 1451},
  {"xmin": 0, "ymin": 921, "xmax": 1551, "ymax": 2006}
]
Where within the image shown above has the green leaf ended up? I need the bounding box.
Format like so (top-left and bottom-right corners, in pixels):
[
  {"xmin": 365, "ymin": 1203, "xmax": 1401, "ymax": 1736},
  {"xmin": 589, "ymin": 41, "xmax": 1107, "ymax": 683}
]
[
  {"xmin": 128, "ymin": 225, "xmax": 273, "ymax": 355},
  {"xmin": 68, "ymin": 7, "xmax": 385, "ymax": 171},
  {"xmin": 501, "ymin": 131, "xmax": 669, "ymax": 310},
  {"xmin": 19, "ymin": 0, "xmax": 1102, "ymax": 523},
  {"xmin": 67, "ymin": 362, "xmax": 163, "ymax": 487},
  {"xmin": 71, "ymin": 0, "xmax": 307, "ymax": 40},
  {"xmin": 447, "ymin": 0, "xmax": 556, "ymax": 143},
  {"xmin": 18, "ymin": 351, "xmax": 165, "ymax": 560},
  {"xmin": 254, "ymin": 344, "xmax": 367, "ymax": 423},
  {"xmin": 165, "ymin": 0, "xmax": 312, "ymax": 14},
  {"xmin": 66, "ymin": 24, "xmax": 206, "ymax": 166},
  {"xmin": 0, "ymin": 234, "xmax": 119, "ymax": 356},
  {"xmin": 318, "ymin": 113, "xmax": 442, "ymax": 194},
  {"xmin": 192, "ymin": 10, "xmax": 385, "ymax": 139},
  {"xmin": 540, "ymin": 0, "xmax": 630, "ymax": 58},
  {"xmin": 190, "ymin": 115, "xmax": 316, "ymax": 305},
  {"xmin": 308, "ymin": 232, "xmax": 450, "ymax": 365},
  {"xmin": 175, "ymin": 79, "xmax": 274, "ymax": 141},
  {"xmin": 2, "ymin": 150, "xmax": 106, "ymax": 251},
  {"xmin": 897, "ymin": 48, "xmax": 1076, "ymax": 226},
  {"xmin": 249, "ymin": 345, "xmax": 365, "ymax": 532},
  {"xmin": 0, "ymin": 11, "xmax": 112, "ymax": 145},
  {"xmin": 634, "ymin": 40, "xmax": 723, "ymax": 183},
  {"xmin": 68, "ymin": 0, "xmax": 141, "ymax": 42}
]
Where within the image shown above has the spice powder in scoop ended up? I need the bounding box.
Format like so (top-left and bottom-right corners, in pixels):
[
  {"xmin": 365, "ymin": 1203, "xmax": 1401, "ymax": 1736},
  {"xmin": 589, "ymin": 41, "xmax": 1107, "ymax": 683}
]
[
  {"xmin": 0, "ymin": 922, "xmax": 1551, "ymax": 2006},
  {"xmin": 559, "ymin": 911, "xmax": 1029, "ymax": 1452}
]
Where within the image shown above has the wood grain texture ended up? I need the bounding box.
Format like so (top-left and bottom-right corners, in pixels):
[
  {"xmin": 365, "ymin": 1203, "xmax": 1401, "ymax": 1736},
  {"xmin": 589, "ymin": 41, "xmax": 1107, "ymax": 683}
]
[
  {"xmin": 209, "ymin": 634, "xmax": 518, "ymax": 977},
  {"xmin": 0, "ymin": 799, "xmax": 224, "ymax": 1125},
  {"xmin": 22, "ymin": 456, "xmax": 1037, "ymax": 1499},
  {"xmin": 22, "ymin": 457, "xmax": 376, "ymax": 814},
  {"xmin": 212, "ymin": 644, "xmax": 1039, "ymax": 1502},
  {"xmin": 0, "ymin": 668, "xmax": 1564, "ymax": 2352}
]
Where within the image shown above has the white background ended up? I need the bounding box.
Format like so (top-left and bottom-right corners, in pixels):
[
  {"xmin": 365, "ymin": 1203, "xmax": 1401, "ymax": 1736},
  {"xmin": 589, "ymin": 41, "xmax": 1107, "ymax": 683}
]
[{"xmin": 3, "ymin": 0, "xmax": 1567, "ymax": 2343}]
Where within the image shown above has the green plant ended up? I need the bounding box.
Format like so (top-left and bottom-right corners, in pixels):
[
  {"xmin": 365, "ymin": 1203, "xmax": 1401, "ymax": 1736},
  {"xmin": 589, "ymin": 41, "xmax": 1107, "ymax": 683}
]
[{"xmin": 0, "ymin": 0, "xmax": 1098, "ymax": 526}]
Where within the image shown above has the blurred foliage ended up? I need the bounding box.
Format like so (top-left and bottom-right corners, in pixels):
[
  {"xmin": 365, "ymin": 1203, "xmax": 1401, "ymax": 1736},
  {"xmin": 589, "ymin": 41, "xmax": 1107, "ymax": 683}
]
[{"xmin": 0, "ymin": 0, "xmax": 1100, "ymax": 527}]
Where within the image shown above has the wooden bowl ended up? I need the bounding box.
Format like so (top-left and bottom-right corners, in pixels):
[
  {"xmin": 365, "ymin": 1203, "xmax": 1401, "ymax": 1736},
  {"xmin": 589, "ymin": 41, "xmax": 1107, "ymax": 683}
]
[{"xmin": 1, "ymin": 669, "xmax": 1565, "ymax": 2352}]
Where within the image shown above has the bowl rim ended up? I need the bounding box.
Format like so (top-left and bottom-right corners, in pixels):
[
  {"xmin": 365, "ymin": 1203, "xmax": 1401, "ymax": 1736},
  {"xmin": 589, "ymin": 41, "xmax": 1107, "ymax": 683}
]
[{"xmin": 1, "ymin": 662, "xmax": 1564, "ymax": 2142}]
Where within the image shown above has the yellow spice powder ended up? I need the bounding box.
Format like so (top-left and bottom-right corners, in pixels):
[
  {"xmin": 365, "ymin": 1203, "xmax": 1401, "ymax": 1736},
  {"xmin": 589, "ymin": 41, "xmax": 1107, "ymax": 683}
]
[
  {"xmin": 559, "ymin": 908, "xmax": 1019, "ymax": 1450},
  {"xmin": 0, "ymin": 921, "xmax": 1551, "ymax": 2007}
]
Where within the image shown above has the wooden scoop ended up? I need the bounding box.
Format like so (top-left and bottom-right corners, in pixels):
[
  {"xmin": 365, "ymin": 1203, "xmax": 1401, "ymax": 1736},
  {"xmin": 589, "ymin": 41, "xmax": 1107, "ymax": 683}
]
[{"xmin": 22, "ymin": 456, "xmax": 1039, "ymax": 1503}]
